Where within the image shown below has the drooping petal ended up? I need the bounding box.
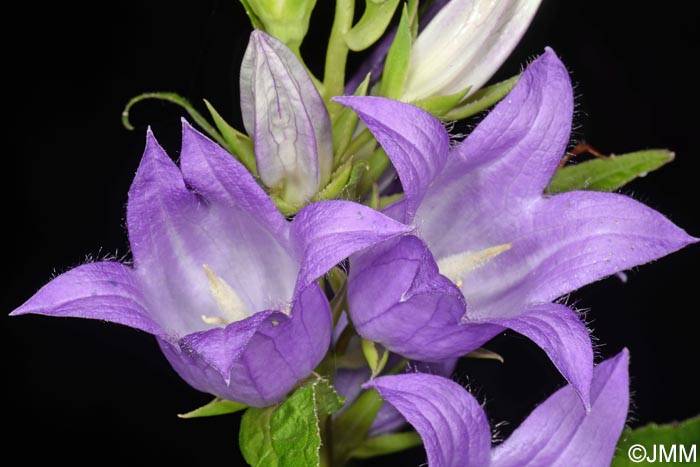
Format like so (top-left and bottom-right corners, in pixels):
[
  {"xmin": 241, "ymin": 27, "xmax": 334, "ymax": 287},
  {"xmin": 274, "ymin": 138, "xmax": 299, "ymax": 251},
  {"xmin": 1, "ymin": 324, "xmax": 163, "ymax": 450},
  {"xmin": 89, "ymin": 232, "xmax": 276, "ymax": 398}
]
[
  {"xmin": 402, "ymin": 0, "xmax": 542, "ymax": 102},
  {"xmin": 349, "ymin": 235, "xmax": 501, "ymax": 361},
  {"xmin": 161, "ymin": 284, "xmax": 331, "ymax": 407},
  {"xmin": 127, "ymin": 129, "xmax": 298, "ymax": 335},
  {"xmin": 290, "ymin": 200, "xmax": 413, "ymax": 287},
  {"xmin": 10, "ymin": 262, "xmax": 163, "ymax": 337},
  {"xmin": 482, "ymin": 303, "xmax": 593, "ymax": 409},
  {"xmin": 333, "ymin": 96, "xmax": 450, "ymax": 223},
  {"xmin": 491, "ymin": 349, "xmax": 630, "ymax": 467},
  {"xmin": 369, "ymin": 359, "xmax": 459, "ymax": 436},
  {"xmin": 365, "ymin": 373, "xmax": 491, "ymax": 467},
  {"xmin": 240, "ymin": 30, "xmax": 333, "ymax": 205}
]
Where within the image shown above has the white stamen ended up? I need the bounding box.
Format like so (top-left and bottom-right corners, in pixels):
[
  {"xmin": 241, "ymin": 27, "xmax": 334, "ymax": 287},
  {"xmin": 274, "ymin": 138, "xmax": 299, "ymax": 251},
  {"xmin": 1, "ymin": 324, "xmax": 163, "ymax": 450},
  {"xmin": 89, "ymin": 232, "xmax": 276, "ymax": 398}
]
[
  {"xmin": 437, "ymin": 243, "xmax": 512, "ymax": 286},
  {"xmin": 202, "ymin": 264, "xmax": 249, "ymax": 325}
]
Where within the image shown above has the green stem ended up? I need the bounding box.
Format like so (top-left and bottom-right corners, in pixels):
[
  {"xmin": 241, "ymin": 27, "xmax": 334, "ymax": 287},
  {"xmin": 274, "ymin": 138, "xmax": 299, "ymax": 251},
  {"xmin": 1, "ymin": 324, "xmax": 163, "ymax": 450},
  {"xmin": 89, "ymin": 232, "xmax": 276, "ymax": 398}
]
[
  {"xmin": 357, "ymin": 147, "xmax": 390, "ymax": 197},
  {"xmin": 324, "ymin": 0, "xmax": 354, "ymax": 119}
]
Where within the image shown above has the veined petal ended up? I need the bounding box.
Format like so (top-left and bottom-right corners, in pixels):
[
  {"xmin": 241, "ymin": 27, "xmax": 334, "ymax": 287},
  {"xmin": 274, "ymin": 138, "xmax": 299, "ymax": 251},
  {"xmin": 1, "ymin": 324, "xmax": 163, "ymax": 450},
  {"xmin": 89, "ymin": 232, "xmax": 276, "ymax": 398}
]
[
  {"xmin": 161, "ymin": 284, "xmax": 331, "ymax": 407},
  {"xmin": 419, "ymin": 49, "xmax": 572, "ymax": 235},
  {"xmin": 349, "ymin": 236, "xmax": 501, "ymax": 361},
  {"xmin": 291, "ymin": 200, "xmax": 413, "ymax": 287},
  {"xmin": 481, "ymin": 303, "xmax": 593, "ymax": 409},
  {"xmin": 179, "ymin": 120, "xmax": 288, "ymax": 237},
  {"xmin": 127, "ymin": 130, "xmax": 297, "ymax": 335},
  {"xmin": 403, "ymin": 0, "xmax": 542, "ymax": 102},
  {"xmin": 491, "ymin": 349, "xmax": 630, "ymax": 467},
  {"xmin": 10, "ymin": 261, "xmax": 163, "ymax": 337},
  {"xmin": 365, "ymin": 373, "xmax": 491, "ymax": 467},
  {"xmin": 240, "ymin": 30, "xmax": 333, "ymax": 205},
  {"xmin": 453, "ymin": 191, "xmax": 697, "ymax": 319},
  {"xmin": 333, "ymin": 97, "xmax": 449, "ymax": 223}
]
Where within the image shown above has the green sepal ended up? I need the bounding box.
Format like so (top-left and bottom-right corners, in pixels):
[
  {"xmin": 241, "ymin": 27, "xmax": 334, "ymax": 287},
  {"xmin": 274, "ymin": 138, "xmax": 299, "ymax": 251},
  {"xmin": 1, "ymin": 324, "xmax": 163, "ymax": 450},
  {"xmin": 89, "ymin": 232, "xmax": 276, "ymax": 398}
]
[
  {"xmin": 380, "ymin": 4, "xmax": 412, "ymax": 100},
  {"xmin": 121, "ymin": 92, "xmax": 228, "ymax": 149},
  {"xmin": 203, "ymin": 99, "xmax": 257, "ymax": 176},
  {"xmin": 270, "ymin": 194, "xmax": 301, "ymax": 217},
  {"xmin": 357, "ymin": 147, "xmax": 390, "ymax": 196},
  {"xmin": 332, "ymin": 388, "xmax": 385, "ymax": 465},
  {"xmin": 238, "ymin": 0, "xmax": 265, "ymax": 29},
  {"xmin": 414, "ymin": 85, "xmax": 472, "ymax": 117},
  {"xmin": 361, "ymin": 338, "xmax": 390, "ymax": 378},
  {"xmin": 465, "ymin": 347, "xmax": 504, "ymax": 363},
  {"xmin": 612, "ymin": 416, "xmax": 700, "ymax": 467},
  {"xmin": 313, "ymin": 158, "xmax": 355, "ymax": 201},
  {"xmin": 349, "ymin": 431, "xmax": 423, "ymax": 459},
  {"xmin": 546, "ymin": 149, "xmax": 675, "ymax": 194},
  {"xmin": 379, "ymin": 193, "xmax": 403, "ymax": 209},
  {"xmin": 333, "ymin": 73, "xmax": 371, "ymax": 166},
  {"xmin": 242, "ymin": 0, "xmax": 317, "ymax": 53},
  {"xmin": 177, "ymin": 397, "xmax": 247, "ymax": 419},
  {"xmin": 344, "ymin": 0, "xmax": 401, "ymax": 52},
  {"xmin": 442, "ymin": 75, "xmax": 520, "ymax": 120},
  {"xmin": 239, "ymin": 379, "xmax": 345, "ymax": 467}
]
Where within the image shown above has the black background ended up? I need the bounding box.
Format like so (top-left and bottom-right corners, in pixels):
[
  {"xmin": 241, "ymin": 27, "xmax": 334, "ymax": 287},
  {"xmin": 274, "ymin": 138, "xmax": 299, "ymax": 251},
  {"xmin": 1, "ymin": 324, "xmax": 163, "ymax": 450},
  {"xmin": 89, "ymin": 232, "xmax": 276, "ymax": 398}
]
[{"xmin": 4, "ymin": 1, "xmax": 698, "ymax": 465}]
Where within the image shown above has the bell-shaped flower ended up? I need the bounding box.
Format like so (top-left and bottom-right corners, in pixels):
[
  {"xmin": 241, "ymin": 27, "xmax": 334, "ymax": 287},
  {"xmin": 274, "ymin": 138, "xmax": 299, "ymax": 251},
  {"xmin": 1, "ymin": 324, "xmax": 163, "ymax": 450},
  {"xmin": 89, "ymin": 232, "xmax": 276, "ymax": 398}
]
[
  {"xmin": 11, "ymin": 122, "xmax": 410, "ymax": 407},
  {"xmin": 401, "ymin": 0, "xmax": 543, "ymax": 102},
  {"xmin": 336, "ymin": 49, "xmax": 696, "ymax": 407},
  {"xmin": 365, "ymin": 349, "xmax": 630, "ymax": 467},
  {"xmin": 240, "ymin": 30, "xmax": 333, "ymax": 207}
]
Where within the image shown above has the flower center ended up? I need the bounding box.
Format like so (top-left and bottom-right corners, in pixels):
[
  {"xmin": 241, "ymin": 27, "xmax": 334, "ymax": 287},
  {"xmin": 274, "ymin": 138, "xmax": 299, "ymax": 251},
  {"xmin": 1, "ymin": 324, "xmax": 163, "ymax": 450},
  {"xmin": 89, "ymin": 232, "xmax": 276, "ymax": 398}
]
[{"xmin": 200, "ymin": 264, "xmax": 250, "ymax": 326}]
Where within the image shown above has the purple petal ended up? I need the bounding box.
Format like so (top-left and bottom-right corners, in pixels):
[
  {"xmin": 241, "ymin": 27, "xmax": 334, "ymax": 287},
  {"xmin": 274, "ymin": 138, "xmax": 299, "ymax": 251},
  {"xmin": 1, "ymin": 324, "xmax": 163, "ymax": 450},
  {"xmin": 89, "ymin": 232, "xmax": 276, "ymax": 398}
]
[
  {"xmin": 333, "ymin": 97, "xmax": 450, "ymax": 223},
  {"xmin": 349, "ymin": 236, "xmax": 501, "ymax": 361},
  {"xmin": 240, "ymin": 30, "xmax": 333, "ymax": 204},
  {"xmin": 450, "ymin": 191, "xmax": 697, "ymax": 320},
  {"xmin": 491, "ymin": 349, "xmax": 630, "ymax": 467},
  {"xmin": 179, "ymin": 120, "xmax": 288, "ymax": 238},
  {"xmin": 482, "ymin": 303, "xmax": 593, "ymax": 409},
  {"xmin": 10, "ymin": 261, "xmax": 163, "ymax": 337},
  {"xmin": 369, "ymin": 359, "xmax": 459, "ymax": 436},
  {"xmin": 127, "ymin": 129, "xmax": 298, "ymax": 335},
  {"xmin": 161, "ymin": 284, "xmax": 331, "ymax": 407},
  {"xmin": 291, "ymin": 200, "xmax": 413, "ymax": 287},
  {"xmin": 365, "ymin": 373, "xmax": 491, "ymax": 467}
]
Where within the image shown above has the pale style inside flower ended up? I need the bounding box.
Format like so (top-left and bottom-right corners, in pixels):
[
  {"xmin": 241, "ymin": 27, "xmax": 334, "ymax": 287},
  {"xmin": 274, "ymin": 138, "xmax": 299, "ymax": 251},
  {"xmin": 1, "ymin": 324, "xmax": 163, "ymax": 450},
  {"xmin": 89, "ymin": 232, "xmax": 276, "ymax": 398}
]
[
  {"xmin": 201, "ymin": 264, "xmax": 250, "ymax": 326},
  {"xmin": 437, "ymin": 243, "xmax": 512, "ymax": 288}
]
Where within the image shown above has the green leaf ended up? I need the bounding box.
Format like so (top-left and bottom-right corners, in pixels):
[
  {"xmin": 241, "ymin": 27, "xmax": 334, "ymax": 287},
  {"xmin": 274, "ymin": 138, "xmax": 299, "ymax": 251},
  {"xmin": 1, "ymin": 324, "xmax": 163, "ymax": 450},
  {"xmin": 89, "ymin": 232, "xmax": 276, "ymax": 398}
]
[
  {"xmin": 333, "ymin": 73, "xmax": 371, "ymax": 166},
  {"xmin": 546, "ymin": 149, "xmax": 675, "ymax": 194},
  {"xmin": 442, "ymin": 75, "xmax": 520, "ymax": 121},
  {"xmin": 121, "ymin": 92, "xmax": 228, "ymax": 148},
  {"xmin": 349, "ymin": 431, "xmax": 423, "ymax": 459},
  {"xmin": 239, "ymin": 380, "xmax": 345, "ymax": 467},
  {"xmin": 414, "ymin": 85, "xmax": 472, "ymax": 117},
  {"xmin": 177, "ymin": 397, "xmax": 247, "ymax": 419},
  {"xmin": 345, "ymin": 0, "xmax": 401, "ymax": 52},
  {"xmin": 203, "ymin": 99, "xmax": 257, "ymax": 176},
  {"xmin": 612, "ymin": 416, "xmax": 700, "ymax": 466},
  {"xmin": 314, "ymin": 380, "xmax": 345, "ymax": 415},
  {"xmin": 333, "ymin": 389, "xmax": 385, "ymax": 465},
  {"xmin": 380, "ymin": 4, "xmax": 411, "ymax": 100}
]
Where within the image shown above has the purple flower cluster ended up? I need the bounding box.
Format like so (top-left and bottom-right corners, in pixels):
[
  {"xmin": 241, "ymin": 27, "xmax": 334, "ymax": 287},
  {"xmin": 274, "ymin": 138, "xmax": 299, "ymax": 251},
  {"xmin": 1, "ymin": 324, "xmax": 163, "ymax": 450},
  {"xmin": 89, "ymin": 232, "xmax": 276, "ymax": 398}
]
[{"xmin": 12, "ymin": 38, "xmax": 695, "ymax": 466}]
